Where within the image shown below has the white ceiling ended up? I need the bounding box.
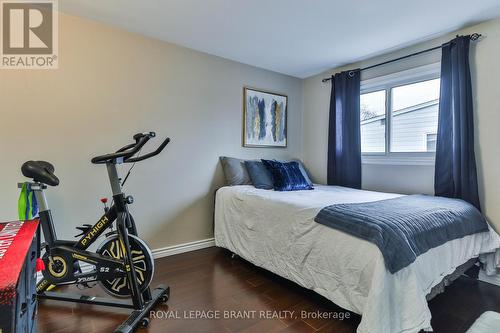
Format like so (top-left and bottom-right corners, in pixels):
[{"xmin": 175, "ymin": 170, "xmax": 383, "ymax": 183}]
[{"xmin": 60, "ymin": 0, "xmax": 500, "ymax": 78}]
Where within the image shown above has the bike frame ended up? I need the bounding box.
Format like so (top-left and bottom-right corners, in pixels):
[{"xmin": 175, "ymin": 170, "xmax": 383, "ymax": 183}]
[
  {"xmin": 32, "ymin": 162, "xmax": 148, "ymax": 309},
  {"xmin": 21, "ymin": 133, "xmax": 170, "ymax": 333}
]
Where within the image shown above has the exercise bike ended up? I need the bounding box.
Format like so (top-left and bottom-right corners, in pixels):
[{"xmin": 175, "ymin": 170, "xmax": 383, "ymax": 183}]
[{"xmin": 19, "ymin": 132, "xmax": 170, "ymax": 333}]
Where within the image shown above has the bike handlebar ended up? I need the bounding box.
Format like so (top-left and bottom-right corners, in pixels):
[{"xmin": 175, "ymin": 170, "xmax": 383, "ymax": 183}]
[
  {"xmin": 91, "ymin": 132, "xmax": 170, "ymax": 164},
  {"xmin": 126, "ymin": 137, "xmax": 170, "ymax": 163}
]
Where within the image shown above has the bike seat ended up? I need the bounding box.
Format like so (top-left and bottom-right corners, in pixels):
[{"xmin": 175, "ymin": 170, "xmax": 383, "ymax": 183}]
[{"xmin": 21, "ymin": 161, "xmax": 59, "ymax": 186}]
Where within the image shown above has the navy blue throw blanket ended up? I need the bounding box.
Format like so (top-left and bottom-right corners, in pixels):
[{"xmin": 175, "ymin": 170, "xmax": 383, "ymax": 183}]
[{"xmin": 314, "ymin": 195, "xmax": 488, "ymax": 273}]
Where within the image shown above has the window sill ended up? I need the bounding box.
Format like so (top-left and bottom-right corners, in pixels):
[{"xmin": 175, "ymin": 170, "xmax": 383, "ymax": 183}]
[{"xmin": 362, "ymin": 155, "xmax": 435, "ymax": 166}]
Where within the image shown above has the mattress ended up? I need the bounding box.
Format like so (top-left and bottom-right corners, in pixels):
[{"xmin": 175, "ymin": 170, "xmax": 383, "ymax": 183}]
[{"xmin": 214, "ymin": 185, "xmax": 500, "ymax": 333}]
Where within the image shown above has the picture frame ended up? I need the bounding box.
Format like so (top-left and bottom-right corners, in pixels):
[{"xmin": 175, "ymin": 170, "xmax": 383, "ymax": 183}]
[{"xmin": 243, "ymin": 87, "xmax": 288, "ymax": 148}]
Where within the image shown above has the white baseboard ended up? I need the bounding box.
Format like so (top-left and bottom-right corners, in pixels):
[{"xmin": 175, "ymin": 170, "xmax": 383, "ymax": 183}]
[
  {"xmin": 479, "ymin": 270, "xmax": 500, "ymax": 287},
  {"xmin": 152, "ymin": 238, "xmax": 215, "ymax": 259}
]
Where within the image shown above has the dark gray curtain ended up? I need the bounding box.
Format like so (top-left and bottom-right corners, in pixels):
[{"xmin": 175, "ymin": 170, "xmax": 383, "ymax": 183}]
[
  {"xmin": 327, "ymin": 69, "xmax": 361, "ymax": 188},
  {"xmin": 435, "ymin": 35, "xmax": 480, "ymax": 209}
]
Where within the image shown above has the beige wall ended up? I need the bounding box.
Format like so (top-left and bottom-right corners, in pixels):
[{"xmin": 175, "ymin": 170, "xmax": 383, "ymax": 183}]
[
  {"xmin": 0, "ymin": 13, "xmax": 303, "ymax": 249},
  {"xmin": 302, "ymin": 18, "xmax": 500, "ymax": 231}
]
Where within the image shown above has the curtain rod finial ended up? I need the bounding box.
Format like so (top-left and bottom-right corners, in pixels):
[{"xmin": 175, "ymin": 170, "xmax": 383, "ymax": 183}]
[{"xmin": 470, "ymin": 33, "xmax": 482, "ymax": 41}]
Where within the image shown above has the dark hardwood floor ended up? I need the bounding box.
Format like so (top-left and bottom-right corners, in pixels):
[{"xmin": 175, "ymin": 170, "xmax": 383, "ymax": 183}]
[{"xmin": 37, "ymin": 247, "xmax": 500, "ymax": 333}]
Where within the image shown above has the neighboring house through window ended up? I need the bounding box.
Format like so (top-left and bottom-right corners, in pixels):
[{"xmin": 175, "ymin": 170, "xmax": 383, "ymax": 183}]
[{"xmin": 360, "ymin": 63, "xmax": 440, "ymax": 165}]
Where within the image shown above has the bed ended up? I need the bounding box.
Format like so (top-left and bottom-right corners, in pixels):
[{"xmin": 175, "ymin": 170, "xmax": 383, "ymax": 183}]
[{"xmin": 214, "ymin": 185, "xmax": 500, "ymax": 333}]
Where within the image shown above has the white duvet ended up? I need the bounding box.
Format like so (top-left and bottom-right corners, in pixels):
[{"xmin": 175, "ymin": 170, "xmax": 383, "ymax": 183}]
[{"xmin": 214, "ymin": 185, "xmax": 500, "ymax": 333}]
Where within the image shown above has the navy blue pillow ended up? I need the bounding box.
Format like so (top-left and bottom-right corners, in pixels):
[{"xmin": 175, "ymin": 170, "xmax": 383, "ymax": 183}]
[
  {"xmin": 261, "ymin": 160, "xmax": 314, "ymax": 191},
  {"xmin": 289, "ymin": 160, "xmax": 313, "ymax": 188},
  {"xmin": 244, "ymin": 160, "xmax": 274, "ymax": 189}
]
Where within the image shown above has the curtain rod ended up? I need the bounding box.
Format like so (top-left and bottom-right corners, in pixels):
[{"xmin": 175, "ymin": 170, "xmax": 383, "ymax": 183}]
[{"xmin": 321, "ymin": 33, "xmax": 482, "ymax": 83}]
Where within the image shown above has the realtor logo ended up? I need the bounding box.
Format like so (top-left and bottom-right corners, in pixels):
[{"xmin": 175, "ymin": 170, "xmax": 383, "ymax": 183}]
[{"xmin": 1, "ymin": 0, "xmax": 58, "ymax": 68}]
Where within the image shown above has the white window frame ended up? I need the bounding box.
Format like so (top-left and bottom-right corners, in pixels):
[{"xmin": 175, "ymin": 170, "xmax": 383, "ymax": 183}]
[{"xmin": 361, "ymin": 62, "xmax": 440, "ymax": 166}]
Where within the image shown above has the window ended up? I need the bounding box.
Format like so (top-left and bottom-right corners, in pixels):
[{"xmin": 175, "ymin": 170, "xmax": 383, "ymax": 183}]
[
  {"xmin": 426, "ymin": 133, "xmax": 437, "ymax": 152},
  {"xmin": 360, "ymin": 90, "xmax": 386, "ymax": 153},
  {"xmin": 390, "ymin": 79, "xmax": 440, "ymax": 152},
  {"xmin": 360, "ymin": 64, "xmax": 440, "ymax": 164}
]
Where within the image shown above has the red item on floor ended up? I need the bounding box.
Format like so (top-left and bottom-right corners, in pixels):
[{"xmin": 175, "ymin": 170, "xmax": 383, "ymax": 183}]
[
  {"xmin": 0, "ymin": 219, "xmax": 39, "ymax": 333},
  {"xmin": 0, "ymin": 220, "xmax": 39, "ymax": 304}
]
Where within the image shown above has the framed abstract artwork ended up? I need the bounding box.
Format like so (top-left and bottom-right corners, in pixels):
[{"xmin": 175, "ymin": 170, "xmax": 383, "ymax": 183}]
[{"xmin": 243, "ymin": 87, "xmax": 287, "ymax": 147}]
